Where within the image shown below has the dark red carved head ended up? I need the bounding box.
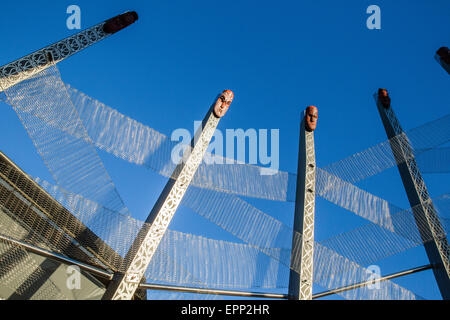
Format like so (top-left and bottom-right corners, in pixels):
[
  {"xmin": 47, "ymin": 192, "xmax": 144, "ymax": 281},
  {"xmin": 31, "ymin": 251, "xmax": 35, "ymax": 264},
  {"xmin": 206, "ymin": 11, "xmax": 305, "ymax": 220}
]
[
  {"xmin": 305, "ymin": 106, "xmax": 318, "ymax": 132},
  {"xmin": 436, "ymin": 47, "xmax": 450, "ymax": 64},
  {"xmin": 103, "ymin": 11, "xmax": 139, "ymax": 34},
  {"xmin": 378, "ymin": 88, "xmax": 391, "ymax": 109},
  {"xmin": 213, "ymin": 90, "xmax": 234, "ymax": 118}
]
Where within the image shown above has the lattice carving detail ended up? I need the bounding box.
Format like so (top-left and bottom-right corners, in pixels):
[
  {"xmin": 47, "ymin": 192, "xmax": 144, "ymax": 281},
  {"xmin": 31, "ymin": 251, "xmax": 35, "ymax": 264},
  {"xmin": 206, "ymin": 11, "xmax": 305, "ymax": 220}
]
[
  {"xmin": 298, "ymin": 130, "xmax": 316, "ymax": 300},
  {"xmin": 0, "ymin": 23, "xmax": 108, "ymax": 92},
  {"xmin": 384, "ymin": 106, "xmax": 450, "ymax": 279}
]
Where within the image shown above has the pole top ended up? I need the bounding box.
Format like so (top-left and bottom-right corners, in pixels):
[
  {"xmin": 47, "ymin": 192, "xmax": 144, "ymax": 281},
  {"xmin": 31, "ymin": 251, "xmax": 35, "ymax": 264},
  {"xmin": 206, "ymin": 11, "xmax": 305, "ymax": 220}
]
[
  {"xmin": 305, "ymin": 106, "xmax": 318, "ymax": 132},
  {"xmin": 436, "ymin": 47, "xmax": 450, "ymax": 64},
  {"xmin": 213, "ymin": 90, "xmax": 234, "ymax": 118},
  {"xmin": 103, "ymin": 11, "xmax": 139, "ymax": 34},
  {"xmin": 377, "ymin": 88, "xmax": 391, "ymax": 109}
]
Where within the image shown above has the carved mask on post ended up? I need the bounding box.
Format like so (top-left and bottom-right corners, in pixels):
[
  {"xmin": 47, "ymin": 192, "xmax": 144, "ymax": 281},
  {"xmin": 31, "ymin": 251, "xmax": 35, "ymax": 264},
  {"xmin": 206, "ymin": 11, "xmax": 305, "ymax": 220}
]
[
  {"xmin": 305, "ymin": 106, "xmax": 318, "ymax": 132},
  {"xmin": 213, "ymin": 90, "xmax": 234, "ymax": 118},
  {"xmin": 378, "ymin": 88, "xmax": 391, "ymax": 109},
  {"xmin": 103, "ymin": 11, "xmax": 139, "ymax": 34}
]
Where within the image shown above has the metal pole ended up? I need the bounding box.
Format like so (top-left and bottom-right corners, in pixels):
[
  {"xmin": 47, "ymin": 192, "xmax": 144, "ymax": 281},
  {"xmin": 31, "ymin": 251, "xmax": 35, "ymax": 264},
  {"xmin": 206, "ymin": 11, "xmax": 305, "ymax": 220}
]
[
  {"xmin": 102, "ymin": 91, "xmax": 234, "ymax": 300},
  {"xmin": 140, "ymin": 265, "xmax": 433, "ymax": 300},
  {"xmin": 139, "ymin": 283, "xmax": 288, "ymax": 299},
  {"xmin": 0, "ymin": 11, "xmax": 138, "ymax": 92},
  {"xmin": 288, "ymin": 107, "xmax": 317, "ymax": 300},
  {"xmin": 312, "ymin": 264, "xmax": 433, "ymax": 299},
  {"xmin": 0, "ymin": 233, "xmax": 113, "ymax": 280},
  {"xmin": 375, "ymin": 89, "xmax": 450, "ymax": 299}
]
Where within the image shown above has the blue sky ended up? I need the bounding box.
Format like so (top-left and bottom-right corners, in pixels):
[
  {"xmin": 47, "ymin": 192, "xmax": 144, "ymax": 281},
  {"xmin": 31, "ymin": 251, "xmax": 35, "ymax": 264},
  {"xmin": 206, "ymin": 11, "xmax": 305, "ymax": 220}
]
[{"xmin": 0, "ymin": 0, "xmax": 449, "ymax": 299}]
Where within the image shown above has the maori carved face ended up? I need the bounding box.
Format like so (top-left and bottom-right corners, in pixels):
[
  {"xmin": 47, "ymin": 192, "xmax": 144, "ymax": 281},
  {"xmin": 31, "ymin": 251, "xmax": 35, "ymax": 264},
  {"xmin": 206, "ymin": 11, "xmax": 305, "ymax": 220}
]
[
  {"xmin": 305, "ymin": 106, "xmax": 318, "ymax": 132},
  {"xmin": 103, "ymin": 11, "xmax": 139, "ymax": 34},
  {"xmin": 213, "ymin": 90, "xmax": 234, "ymax": 118},
  {"xmin": 378, "ymin": 88, "xmax": 391, "ymax": 109}
]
